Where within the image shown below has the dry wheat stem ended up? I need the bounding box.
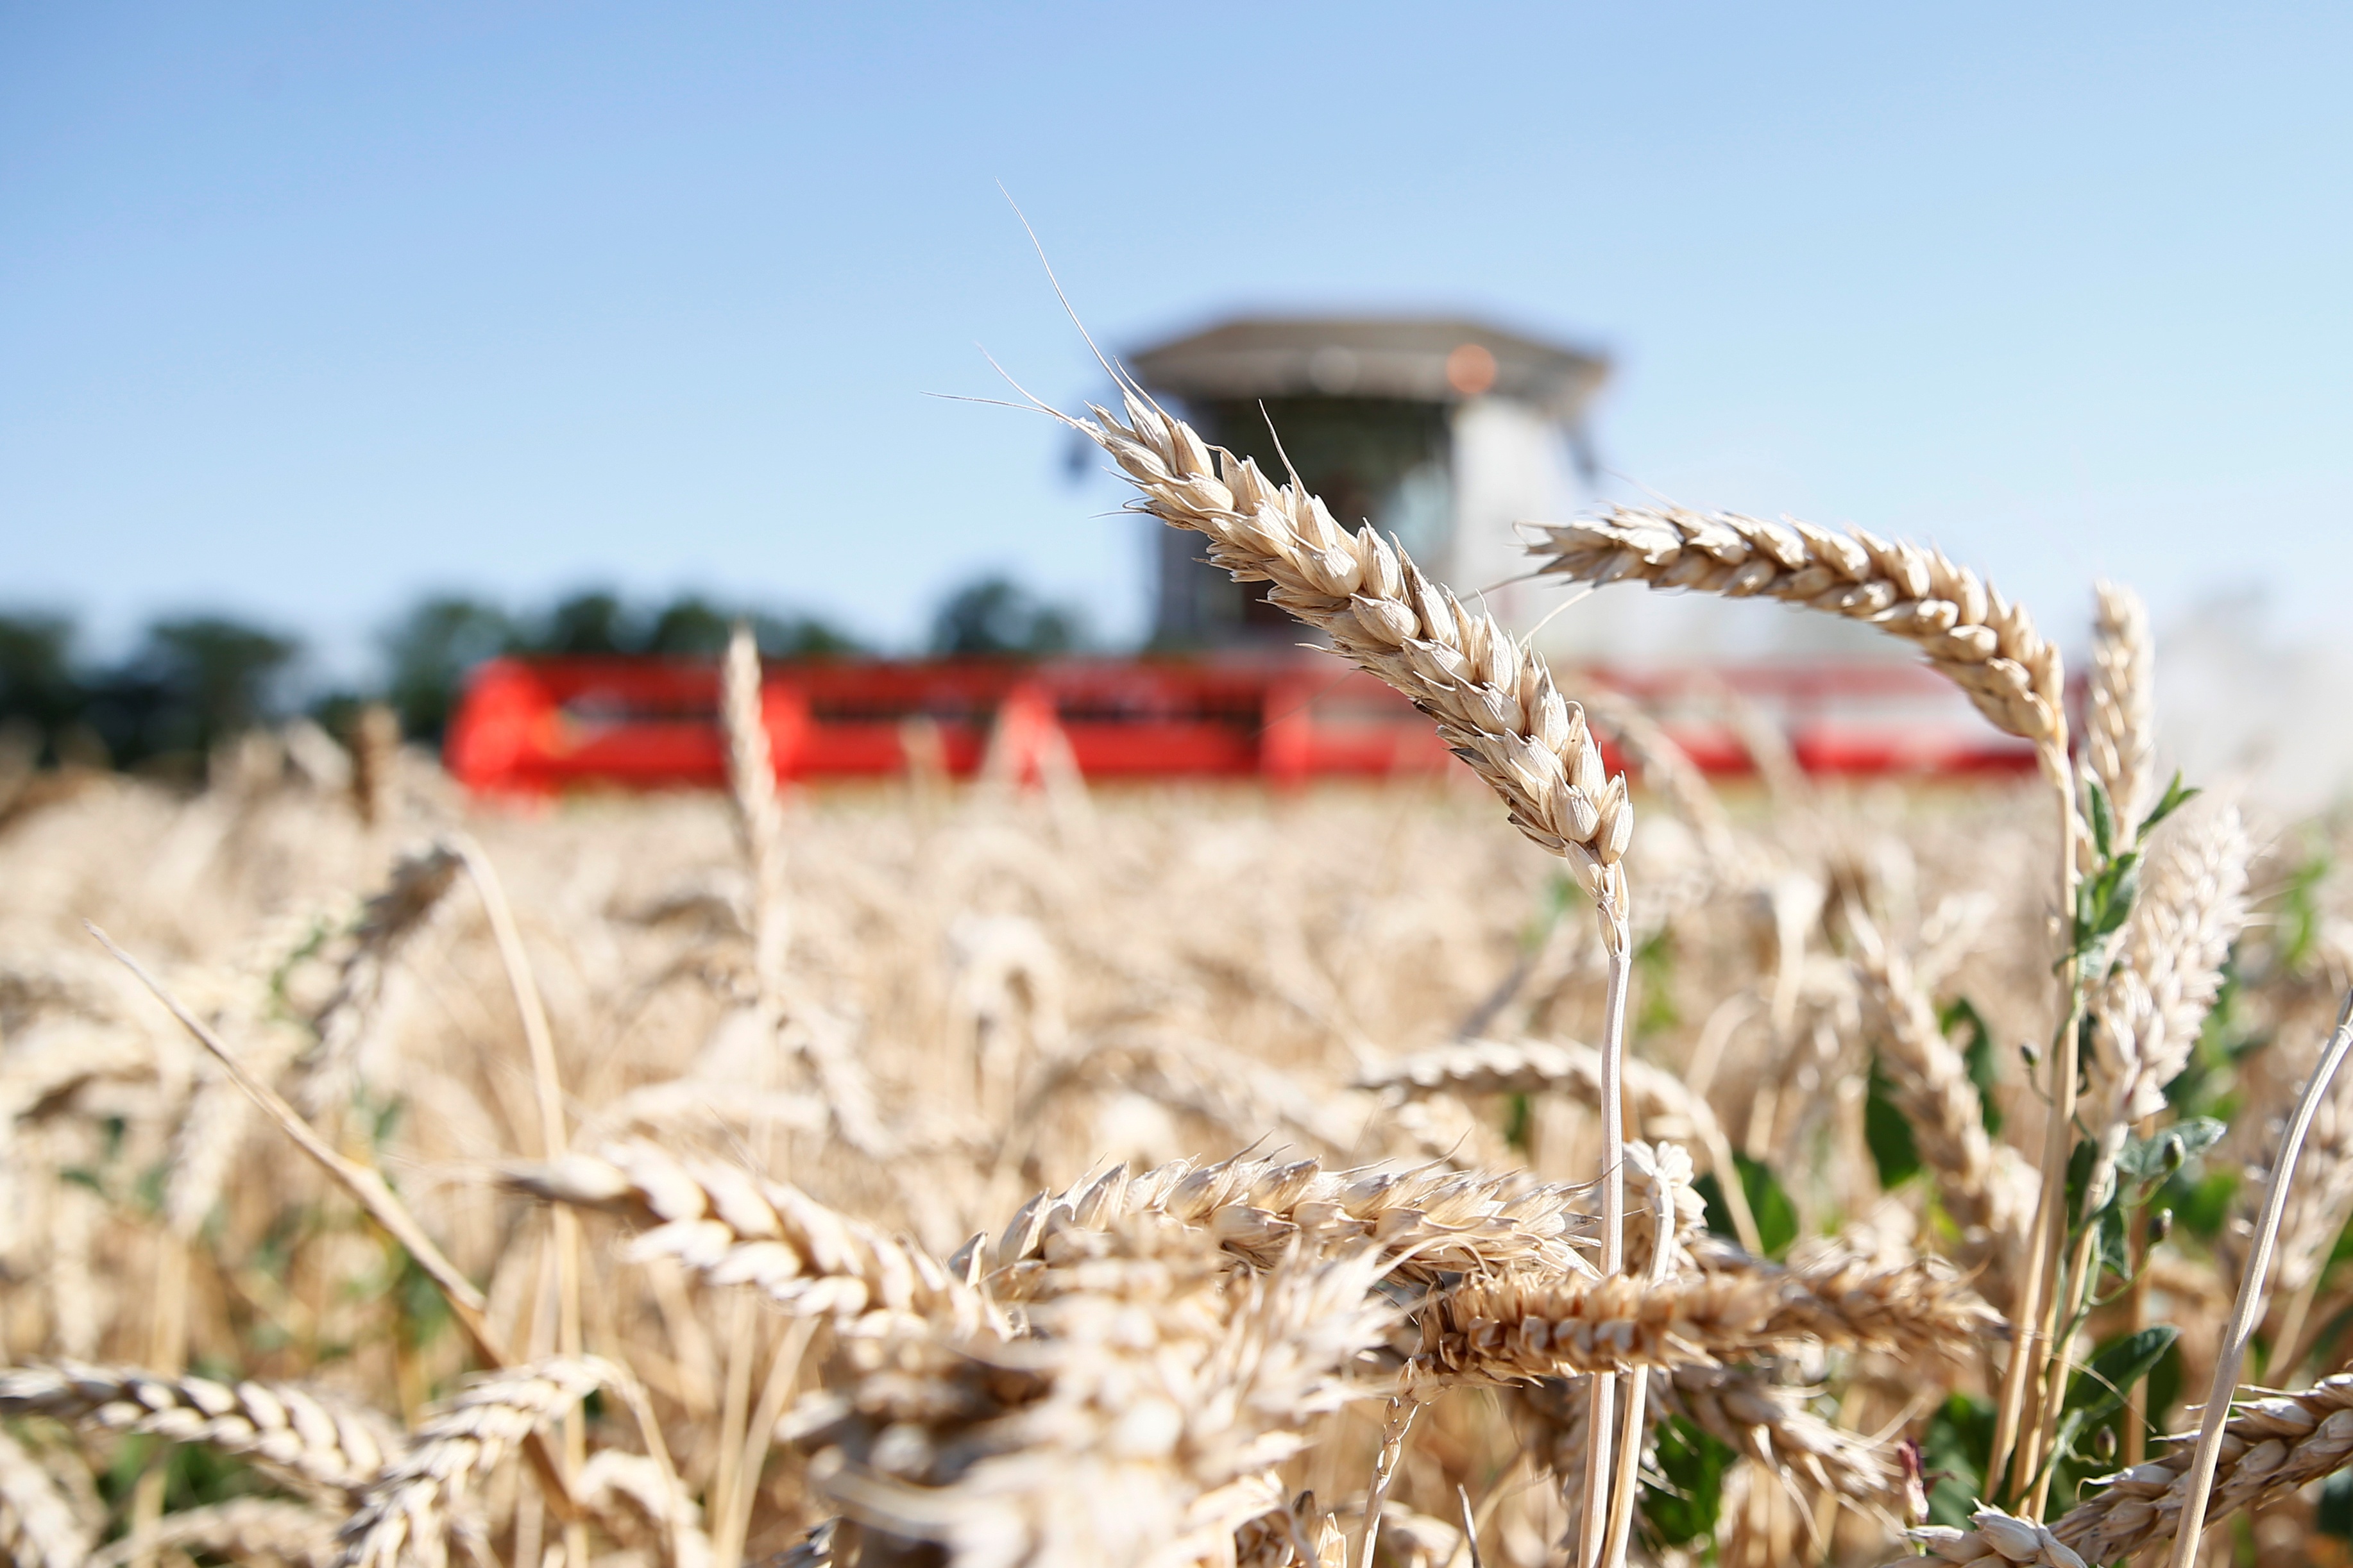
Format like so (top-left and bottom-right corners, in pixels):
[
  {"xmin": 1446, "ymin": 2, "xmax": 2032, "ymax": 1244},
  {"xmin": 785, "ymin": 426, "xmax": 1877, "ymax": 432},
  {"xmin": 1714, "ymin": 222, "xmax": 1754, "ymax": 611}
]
[
  {"xmin": 2168, "ymin": 992, "xmax": 2353, "ymax": 1567},
  {"xmin": 0, "ymin": 1362, "xmax": 398, "ymax": 1498},
  {"xmin": 1599, "ymin": 1143, "xmax": 1694, "ymax": 1568}
]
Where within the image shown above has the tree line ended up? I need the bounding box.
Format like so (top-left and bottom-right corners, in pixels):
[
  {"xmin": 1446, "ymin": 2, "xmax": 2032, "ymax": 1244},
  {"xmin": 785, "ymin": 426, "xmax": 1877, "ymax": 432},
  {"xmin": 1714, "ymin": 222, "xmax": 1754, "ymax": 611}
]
[{"xmin": 0, "ymin": 576, "xmax": 1086, "ymax": 773}]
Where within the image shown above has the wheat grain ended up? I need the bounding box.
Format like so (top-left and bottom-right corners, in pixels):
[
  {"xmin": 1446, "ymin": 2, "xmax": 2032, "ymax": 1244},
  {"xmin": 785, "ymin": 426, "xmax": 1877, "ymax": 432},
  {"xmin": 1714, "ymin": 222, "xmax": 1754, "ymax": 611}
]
[
  {"xmin": 336, "ymin": 1356, "xmax": 612, "ymax": 1568},
  {"xmin": 1523, "ymin": 506, "xmax": 2063, "ymax": 748},
  {"xmin": 0, "ymin": 1361, "xmax": 400, "ymax": 1499}
]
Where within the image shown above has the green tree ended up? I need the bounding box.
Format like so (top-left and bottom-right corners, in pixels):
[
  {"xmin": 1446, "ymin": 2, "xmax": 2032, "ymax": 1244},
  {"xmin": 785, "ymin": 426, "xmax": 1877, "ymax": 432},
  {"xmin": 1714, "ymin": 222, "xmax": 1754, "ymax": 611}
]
[{"xmin": 928, "ymin": 576, "xmax": 1084, "ymax": 657}]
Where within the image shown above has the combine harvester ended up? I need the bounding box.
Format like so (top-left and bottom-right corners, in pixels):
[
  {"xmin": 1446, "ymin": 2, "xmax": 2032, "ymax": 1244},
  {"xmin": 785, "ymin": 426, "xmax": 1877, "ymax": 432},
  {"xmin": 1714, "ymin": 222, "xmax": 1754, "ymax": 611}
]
[
  {"xmin": 445, "ymin": 654, "xmax": 2034, "ymax": 796},
  {"xmin": 450, "ymin": 316, "xmax": 2036, "ymax": 796}
]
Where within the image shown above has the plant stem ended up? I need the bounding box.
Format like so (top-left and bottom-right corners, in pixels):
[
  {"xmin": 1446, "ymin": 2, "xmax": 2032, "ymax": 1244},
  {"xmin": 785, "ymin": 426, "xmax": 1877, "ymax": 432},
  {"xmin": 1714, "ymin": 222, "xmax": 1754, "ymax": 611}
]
[
  {"xmin": 1579, "ymin": 919, "xmax": 1632, "ymax": 1568},
  {"xmin": 1991, "ymin": 746, "xmax": 2080, "ymax": 1504},
  {"xmin": 2169, "ymin": 993, "xmax": 2353, "ymax": 1568}
]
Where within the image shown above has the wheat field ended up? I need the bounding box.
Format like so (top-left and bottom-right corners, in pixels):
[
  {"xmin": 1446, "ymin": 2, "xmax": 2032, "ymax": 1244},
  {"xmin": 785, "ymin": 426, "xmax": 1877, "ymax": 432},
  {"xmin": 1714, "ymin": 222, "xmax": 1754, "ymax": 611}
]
[{"xmin": 4, "ymin": 394, "xmax": 2351, "ymax": 1568}]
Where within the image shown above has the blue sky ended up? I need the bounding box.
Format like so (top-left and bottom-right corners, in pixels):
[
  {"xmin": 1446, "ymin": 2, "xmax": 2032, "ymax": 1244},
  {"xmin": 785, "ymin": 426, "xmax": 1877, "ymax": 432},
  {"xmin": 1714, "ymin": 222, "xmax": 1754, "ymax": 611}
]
[{"xmin": 4, "ymin": 3, "xmax": 2349, "ymax": 679}]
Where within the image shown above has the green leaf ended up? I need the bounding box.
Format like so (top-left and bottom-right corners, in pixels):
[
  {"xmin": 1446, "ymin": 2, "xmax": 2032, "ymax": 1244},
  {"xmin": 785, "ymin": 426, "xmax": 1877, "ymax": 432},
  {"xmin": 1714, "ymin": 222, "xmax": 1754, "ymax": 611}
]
[
  {"xmin": 1865, "ymin": 1057, "xmax": 1923, "ymax": 1189},
  {"xmin": 2087, "ymin": 778, "xmax": 2116, "ymax": 860},
  {"xmin": 2053, "ymin": 1327, "xmax": 2179, "ymax": 1469},
  {"xmin": 1639, "ymin": 1415, "xmax": 1736, "ymax": 1548},
  {"xmin": 1695, "ymin": 1155, "xmax": 1799, "ymax": 1260},
  {"xmin": 1940, "ymin": 997, "xmax": 2003, "ymax": 1136},
  {"xmin": 2139, "ymin": 772, "xmax": 2200, "ymax": 840},
  {"xmin": 2094, "ymin": 1205, "xmax": 2132, "ymax": 1284},
  {"xmin": 2069, "ymin": 1326, "xmax": 2177, "ymax": 1420},
  {"xmin": 2116, "ymin": 1117, "xmax": 2228, "ymax": 1183}
]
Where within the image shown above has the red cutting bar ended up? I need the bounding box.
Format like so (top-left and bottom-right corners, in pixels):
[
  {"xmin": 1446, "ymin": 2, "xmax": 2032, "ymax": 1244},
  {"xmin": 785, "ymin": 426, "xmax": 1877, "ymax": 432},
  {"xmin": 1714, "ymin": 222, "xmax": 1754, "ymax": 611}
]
[{"xmin": 445, "ymin": 655, "xmax": 2037, "ymax": 796}]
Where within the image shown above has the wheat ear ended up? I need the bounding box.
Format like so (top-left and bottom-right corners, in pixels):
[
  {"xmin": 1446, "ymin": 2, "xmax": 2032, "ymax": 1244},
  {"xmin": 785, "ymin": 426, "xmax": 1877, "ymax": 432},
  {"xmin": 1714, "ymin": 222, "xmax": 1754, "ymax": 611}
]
[
  {"xmin": 0, "ymin": 1428, "xmax": 90, "ymax": 1568},
  {"xmin": 980, "ymin": 1149, "xmax": 1595, "ymax": 1285},
  {"xmin": 2082, "ymin": 580, "xmax": 2156, "ymax": 849},
  {"xmin": 1850, "ymin": 929, "xmax": 2035, "ymax": 1278},
  {"xmin": 2081, "ymin": 800, "xmax": 2250, "ymax": 1204},
  {"xmin": 296, "ymin": 841, "xmax": 461, "ymax": 1114},
  {"xmin": 0, "ymin": 1363, "xmax": 398, "ymax": 1499},
  {"xmin": 1524, "ymin": 506, "xmax": 2062, "ymax": 746},
  {"xmin": 1912, "ymin": 1359, "xmax": 2353, "ymax": 1563},
  {"xmin": 1521, "ymin": 502, "xmax": 2080, "ymax": 1488},
  {"xmin": 794, "ymin": 1224, "xmax": 1391, "ymax": 1568},
  {"xmin": 336, "ymin": 1358, "xmax": 614, "ymax": 1568},
  {"xmin": 92, "ymin": 1499, "xmax": 342, "ymax": 1568},
  {"xmin": 1356, "ymin": 1037, "xmax": 1761, "ymax": 1256},
  {"xmin": 504, "ymin": 1140, "xmax": 977, "ymax": 1331},
  {"xmin": 1068, "ymin": 380, "xmax": 1640, "ymax": 1568},
  {"xmin": 1418, "ymin": 1245, "xmax": 1999, "ymax": 1383}
]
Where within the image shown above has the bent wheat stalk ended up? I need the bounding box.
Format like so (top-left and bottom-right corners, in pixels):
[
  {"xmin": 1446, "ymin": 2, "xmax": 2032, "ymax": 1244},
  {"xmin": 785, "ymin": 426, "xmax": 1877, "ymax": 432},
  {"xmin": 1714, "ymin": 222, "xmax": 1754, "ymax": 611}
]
[
  {"xmin": 1065, "ymin": 381, "xmax": 1639, "ymax": 1563},
  {"xmin": 2167, "ymin": 992, "xmax": 2353, "ymax": 1567},
  {"xmin": 1522, "ymin": 503, "xmax": 2077, "ymax": 1497}
]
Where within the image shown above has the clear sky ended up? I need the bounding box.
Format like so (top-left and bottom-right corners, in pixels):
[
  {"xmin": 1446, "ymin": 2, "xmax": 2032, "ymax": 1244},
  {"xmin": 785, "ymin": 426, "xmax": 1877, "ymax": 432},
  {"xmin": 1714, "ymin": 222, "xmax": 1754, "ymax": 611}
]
[{"xmin": 5, "ymin": 4, "xmax": 2349, "ymax": 680}]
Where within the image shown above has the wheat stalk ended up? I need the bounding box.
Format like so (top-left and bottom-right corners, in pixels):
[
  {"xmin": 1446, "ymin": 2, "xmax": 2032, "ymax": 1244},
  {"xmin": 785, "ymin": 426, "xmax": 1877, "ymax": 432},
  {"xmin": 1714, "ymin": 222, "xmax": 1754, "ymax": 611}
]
[
  {"xmin": 0, "ymin": 1362, "xmax": 400, "ymax": 1499},
  {"xmin": 336, "ymin": 1357, "xmax": 614, "ymax": 1568},
  {"xmin": 0, "ymin": 1428, "xmax": 90, "ymax": 1568}
]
